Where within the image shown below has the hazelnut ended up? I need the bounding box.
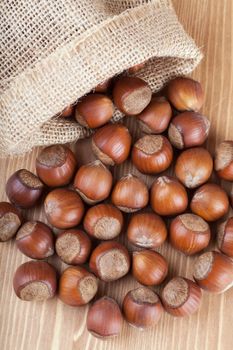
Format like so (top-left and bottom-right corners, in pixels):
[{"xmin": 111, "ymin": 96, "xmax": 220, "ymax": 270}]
[
  {"xmin": 167, "ymin": 77, "xmax": 204, "ymax": 112},
  {"xmin": 75, "ymin": 94, "xmax": 114, "ymax": 128},
  {"xmin": 84, "ymin": 204, "xmax": 123, "ymax": 240},
  {"xmin": 89, "ymin": 241, "xmax": 130, "ymax": 282},
  {"xmin": 151, "ymin": 176, "xmax": 188, "ymax": 216},
  {"xmin": 137, "ymin": 97, "xmax": 172, "ymax": 134},
  {"xmin": 190, "ymin": 184, "xmax": 229, "ymax": 221},
  {"xmin": 132, "ymin": 135, "xmax": 173, "ymax": 174},
  {"xmin": 132, "ymin": 250, "xmax": 168, "ymax": 286},
  {"xmin": 111, "ymin": 174, "xmax": 149, "ymax": 213},
  {"xmin": 92, "ymin": 123, "xmax": 132, "ymax": 165},
  {"xmin": 193, "ymin": 251, "xmax": 233, "ymax": 293},
  {"xmin": 36, "ymin": 145, "xmax": 77, "ymax": 187},
  {"xmin": 127, "ymin": 212, "xmax": 167, "ymax": 249},
  {"xmin": 168, "ymin": 112, "xmax": 210, "ymax": 149},
  {"xmin": 169, "ymin": 214, "xmax": 211, "ymax": 255},
  {"xmin": 123, "ymin": 287, "xmax": 163, "ymax": 329},
  {"xmin": 6, "ymin": 169, "xmax": 44, "ymax": 208},
  {"xmin": 44, "ymin": 188, "xmax": 85, "ymax": 229},
  {"xmin": 0, "ymin": 202, "xmax": 23, "ymax": 242},
  {"xmin": 55, "ymin": 229, "xmax": 91, "ymax": 265},
  {"xmin": 113, "ymin": 76, "xmax": 152, "ymax": 115},
  {"xmin": 175, "ymin": 147, "xmax": 213, "ymax": 188},
  {"xmin": 16, "ymin": 221, "xmax": 54, "ymax": 259},
  {"xmin": 13, "ymin": 261, "xmax": 57, "ymax": 301},
  {"xmin": 214, "ymin": 141, "xmax": 233, "ymax": 181},
  {"xmin": 161, "ymin": 277, "xmax": 202, "ymax": 317},
  {"xmin": 59, "ymin": 266, "xmax": 98, "ymax": 306},
  {"xmin": 73, "ymin": 161, "xmax": 112, "ymax": 204},
  {"xmin": 87, "ymin": 297, "xmax": 123, "ymax": 338}
]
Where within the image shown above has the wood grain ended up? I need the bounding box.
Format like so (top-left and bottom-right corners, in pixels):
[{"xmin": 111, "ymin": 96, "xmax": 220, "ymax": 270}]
[{"xmin": 1, "ymin": 1, "xmax": 233, "ymax": 349}]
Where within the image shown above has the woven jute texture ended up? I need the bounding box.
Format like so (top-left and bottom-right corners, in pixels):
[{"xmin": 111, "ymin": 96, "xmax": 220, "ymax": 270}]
[{"xmin": 0, "ymin": 0, "xmax": 202, "ymax": 157}]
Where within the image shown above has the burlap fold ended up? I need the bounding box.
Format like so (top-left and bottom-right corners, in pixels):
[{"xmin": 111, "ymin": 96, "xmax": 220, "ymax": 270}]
[{"xmin": 0, "ymin": 0, "xmax": 202, "ymax": 157}]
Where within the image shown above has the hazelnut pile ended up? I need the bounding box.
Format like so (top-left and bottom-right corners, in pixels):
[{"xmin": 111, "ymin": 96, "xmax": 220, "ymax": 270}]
[{"xmin": 1, "ymin": 67, "xmax": 233, "ymax": 339}]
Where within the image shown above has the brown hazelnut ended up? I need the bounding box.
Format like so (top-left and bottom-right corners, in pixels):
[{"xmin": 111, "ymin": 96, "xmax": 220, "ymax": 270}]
[
  {"xmin": 75, "ymin": 137, "xmax": 98, "ymax": 166},
  {"xmin": 113, "ymin": 76, "xmax": 152, "ymax": 115},
  {"xmin": 44, "ymin": 188, "xmax": 85, "ymax": 229},
  {"xmin": 92, "ymin": 123, "xmax": 132, "ymax": 165},
  {"xmin": 161, "ymin": 277, "xmax": 202, "ymax": 317},
  {"xmin": 132, "ymin": 250, "xmax": 168, "ymax": 286},
  {"xmin": 169, "ymin": 214, "xmax": 211, "ymax": 255},
  {"xmin": 123, "ymin": 287, "xmax": 163, "ymax": 329},
  {"xmin": 55, "ymin": 229, "xmax": 91, "ymax": 265},
  {"xmin": 175, "ymin": 147, "xmax": 213, "ymax": 188},
  {"xmin": 193, "ymin": 251, "xmax": 233, "ymax": 293},
  {"xmin": 13, "ymin": 261, "xmax": 57, "ymax": 301},
  {"xmin": 89, "ymin": 241, "xmax": 130, "ymax": 282},
  {"xmin": 16, "ymin": 221, "xmax": 54, "ymax": 259},
  {"xmin": 36, "ymin": 145, "xmax": 77, "ymax": 187},
  {"xmin": 128, "ymin": 61, "xmax": 146, "ymax": 74},
  {"xmin": 137, "ymin": 97, "xmax": 172, "ymax": 134},
  {"xmin": 6, "ymin": 169, "xmax": 44, "ymax": 208},
  {"xmin": 150, "ymin": 176, "xmax": 188, "ymax": 216},
  {"xmin": 87, "ymin": 297, "xmax": 123, "ymax": 338},
  {"xmin": 132, "ymin": 135, "xmax": 173, "ymax": 174},
  {"xmin": 75, "ymin": 94, "xmax": 114, "ymax": 128},
  {"xmin": 0, "ymin": 202, "xmax": 23, "ymax": 242},
  {"xmin": 217, "ymin": 217, "xmax": 233, "ymax": 257},
  {"xmin": 167, "ymin": 77, "xmax": 204, "ymax": 112},
  {"xmin": 60, "ymin": 105, "xmax": 74, "ymax": 118},
  {"xmin": 127, "ymin": 212, "xmax": 167, "ymax": 249},
  {"xmin": 73, "ymin": 161, "xmax": 112, "ymax": 204},
  {"xmin": 168, "ymin": 112, "xmax": 210, "ymax": 149},
  {"xmin": 59, "ymin": 266, "xmax": 98, "ymax": 306},
  {"xmin": 190, "ymin": 184, "xmax": 229, "ymax": 221},
  {"xmin": 83, "ymin": 204, "xmax": 123, "ymax": 240},
  {"xmin": 94, "ymin": 78, "xmax": 112, "ymax": 93},
  {"xmin": 111, "ymin": 174, "xmax": 149, "ymax": 213},
  {"xmin": 215, "ymin": 141, "xmax": 233, "ymax": 181}
]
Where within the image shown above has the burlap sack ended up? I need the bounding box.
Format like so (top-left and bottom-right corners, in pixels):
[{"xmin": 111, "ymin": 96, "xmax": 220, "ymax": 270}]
[{"xmin": 0, "ymin": 0, "xmax": 202, "ymax": 157}]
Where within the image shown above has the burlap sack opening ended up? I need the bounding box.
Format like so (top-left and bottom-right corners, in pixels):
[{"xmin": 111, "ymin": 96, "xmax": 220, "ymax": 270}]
[{"xmin": 0, "ymin": 0, "xmax": 202, "ymax": 157}]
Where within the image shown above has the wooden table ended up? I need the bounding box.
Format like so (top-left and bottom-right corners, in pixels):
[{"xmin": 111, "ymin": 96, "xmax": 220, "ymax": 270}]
[{"xmin": 1, "ymin": 1, "xmax": 233, "ymax": 349}]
